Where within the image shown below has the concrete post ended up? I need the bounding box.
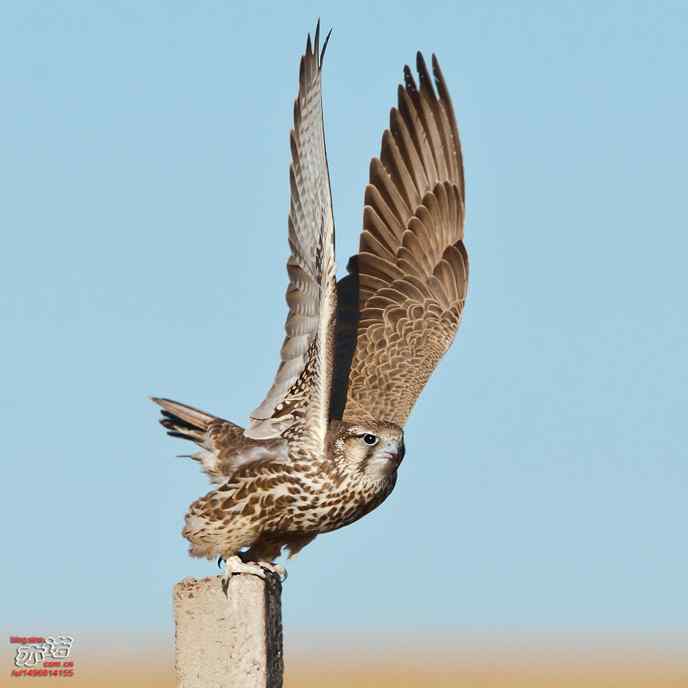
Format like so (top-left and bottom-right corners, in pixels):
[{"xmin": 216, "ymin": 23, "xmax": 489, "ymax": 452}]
[{"xmin": 173, "ymin": 573, "xmax": 283, "ymax": 688}]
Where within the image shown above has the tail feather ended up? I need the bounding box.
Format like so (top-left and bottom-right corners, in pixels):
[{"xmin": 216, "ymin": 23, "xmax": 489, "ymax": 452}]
[
  {"xmin": 151, "ymin": 397, "xmax": 221, "ymax": 447},
  {"xmin": 151, "ymin": 396, "xmax": 250, "ymax": 483}
]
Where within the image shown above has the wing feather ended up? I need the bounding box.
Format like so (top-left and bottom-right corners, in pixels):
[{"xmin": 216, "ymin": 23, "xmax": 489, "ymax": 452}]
[
  {"xmin": 246, "ymin": 22, "xmax": 336, "ymax": 451},
  {"xmin": 333, "ymin": 53, "xmax": 468, "ymax": 426}
]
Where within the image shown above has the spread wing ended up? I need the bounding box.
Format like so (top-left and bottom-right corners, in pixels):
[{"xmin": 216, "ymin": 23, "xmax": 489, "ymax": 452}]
[
  {"xmin": 245, "ymin": 23, "xmax": 337, "ymax": 452},
  {"xmin": 334, "ymin": 54, "xmax": 468, "ymax": 427}
]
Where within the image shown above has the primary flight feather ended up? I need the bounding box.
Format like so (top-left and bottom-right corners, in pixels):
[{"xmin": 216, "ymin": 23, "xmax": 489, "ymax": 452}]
[{"xmin": 152, "ymin": 21, "xmax": 468, "ymax": 582}]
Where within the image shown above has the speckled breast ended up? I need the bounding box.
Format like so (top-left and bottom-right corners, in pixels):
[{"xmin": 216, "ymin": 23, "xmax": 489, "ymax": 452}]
[{"xmin": 263, "ymin": 470, "xmax": 397, "ymax": 536}]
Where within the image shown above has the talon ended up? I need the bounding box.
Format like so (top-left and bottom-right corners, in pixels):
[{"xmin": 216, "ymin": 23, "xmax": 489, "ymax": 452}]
[
  {"xmin": 223, "ymin": 555, "xmax": 266, "ymax": 581},
  {"xmin": 218, "ymin": 556, "xmax": 287, "ymax": 597},
  {"xmin": 268, "ymin": 563, "xmax": 287, "ymax": 582},
  {"xmin": 255, "ymin": 561, "xmax": 288, "ymax": 582},
  {"xmin": 217, "ymin": 556, "xmax": 225, "ymax": 570}
]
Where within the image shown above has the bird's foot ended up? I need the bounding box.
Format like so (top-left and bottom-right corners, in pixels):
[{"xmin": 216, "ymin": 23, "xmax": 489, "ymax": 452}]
[
  {"xmin": 238, "ymin": 551, "xmax": 288, "ymax": 582},
  {"xmin": 258, "ymin": 561, "xmax": 287, "ymax": 582},
  {"xmin": 220, "ymin": 556, "xmax": 287, "ymax": 595}
]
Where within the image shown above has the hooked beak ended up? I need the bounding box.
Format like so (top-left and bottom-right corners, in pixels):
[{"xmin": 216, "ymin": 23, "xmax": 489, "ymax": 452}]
[{"xmin": 381, "ymin": 442, "xmax": 405, "ymax": 466}]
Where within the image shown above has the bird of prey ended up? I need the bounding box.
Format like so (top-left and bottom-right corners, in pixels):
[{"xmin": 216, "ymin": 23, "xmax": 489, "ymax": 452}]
[{"xmin": 152, "ymin": 22, "xmax": 468, "ymax": 583}]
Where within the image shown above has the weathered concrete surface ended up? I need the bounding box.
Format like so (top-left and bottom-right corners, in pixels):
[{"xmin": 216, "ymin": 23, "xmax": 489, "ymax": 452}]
[{"xmin": 174, "ymin": 573, "xmax": 283, "ymax": 688}]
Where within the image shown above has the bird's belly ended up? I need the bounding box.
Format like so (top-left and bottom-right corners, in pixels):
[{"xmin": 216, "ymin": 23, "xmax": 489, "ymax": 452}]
[{"xmin": 267, "ymin": 477, "xmax": 396, "ymax": 535}]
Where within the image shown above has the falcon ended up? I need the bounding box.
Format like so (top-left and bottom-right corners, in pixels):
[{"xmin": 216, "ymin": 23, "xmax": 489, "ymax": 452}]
[{"xmin": 152, "ymin": 21, "xmax": 468, "ymax": 583}]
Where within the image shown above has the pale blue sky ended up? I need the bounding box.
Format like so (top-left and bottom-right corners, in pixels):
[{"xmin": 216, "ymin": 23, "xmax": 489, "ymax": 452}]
[{"xmin": 2, "ymin": 1, "xmax": 687, "ymax": 639}]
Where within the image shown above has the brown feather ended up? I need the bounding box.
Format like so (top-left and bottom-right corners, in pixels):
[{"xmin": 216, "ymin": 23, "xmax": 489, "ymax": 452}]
[
  {"xmin": 334, "ymin": 54, "xmax": 468, "ymax": 427},
  {"xmin": 247, "ymin": 21, "xmax": 337, "ymax": 453}
]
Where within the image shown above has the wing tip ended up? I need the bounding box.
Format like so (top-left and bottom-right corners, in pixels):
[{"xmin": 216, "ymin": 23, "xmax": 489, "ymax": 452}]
[{"xmin": 305, "ymin": 19, "xmax": 333, "ymax": 70}]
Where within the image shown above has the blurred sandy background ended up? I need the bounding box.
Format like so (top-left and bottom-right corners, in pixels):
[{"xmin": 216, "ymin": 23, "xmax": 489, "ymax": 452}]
[{"xmin": 3, "ymin": 632, "xmax": 687, "ymax": 687}]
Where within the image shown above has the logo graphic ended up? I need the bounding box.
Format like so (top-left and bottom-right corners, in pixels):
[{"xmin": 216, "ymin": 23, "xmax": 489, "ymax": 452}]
[{"xmin": 9, "ymin": 636, "xmax": 75, "ymax": 678}]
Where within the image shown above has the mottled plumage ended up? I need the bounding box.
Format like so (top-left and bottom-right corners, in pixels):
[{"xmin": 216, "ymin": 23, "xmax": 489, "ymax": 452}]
[{"xmin": 152, "ymin": 21, "xmax": 467, "ymax": 577}]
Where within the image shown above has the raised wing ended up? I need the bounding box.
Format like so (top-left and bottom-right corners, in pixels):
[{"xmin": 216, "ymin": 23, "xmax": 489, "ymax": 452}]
[
  {"xmin": 334, "ymin": 54, "xmax": 468, "ymax": 427},
  {"xmin": 246, "ymin": 23, "xmax": 337, "ymax": 451}
]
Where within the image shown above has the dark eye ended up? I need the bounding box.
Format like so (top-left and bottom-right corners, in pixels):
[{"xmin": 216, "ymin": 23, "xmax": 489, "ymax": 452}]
[{"xmin": 362, "ymin": 433, "xmax": 378, "ymax": 446}]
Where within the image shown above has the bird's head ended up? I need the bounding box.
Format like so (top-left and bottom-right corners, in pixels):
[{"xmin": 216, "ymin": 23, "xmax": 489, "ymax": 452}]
[{"xmin": 331, "ymin": 420, "xmax": 405, "ymax": 480}]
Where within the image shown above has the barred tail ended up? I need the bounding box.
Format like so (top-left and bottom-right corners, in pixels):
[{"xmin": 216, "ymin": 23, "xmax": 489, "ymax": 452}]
[
  {"xmin": 151, "ymin": 397, "xmax": 218, "ymax": 444},
  {"xmin": 151, "ymin": 397, "xmax": 248, "ymax": 484}
]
